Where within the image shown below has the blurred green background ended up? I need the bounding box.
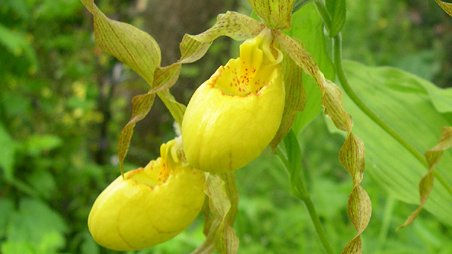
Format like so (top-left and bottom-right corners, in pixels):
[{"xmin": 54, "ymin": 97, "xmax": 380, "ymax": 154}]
[{"xmin": 0, "ymin": 0, "xmax": 451, "ymax": 253}]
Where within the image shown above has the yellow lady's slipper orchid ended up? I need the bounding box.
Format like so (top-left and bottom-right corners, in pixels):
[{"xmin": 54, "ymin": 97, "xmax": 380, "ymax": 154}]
[
  {"xmin": 182, "ymin": 29, "xmax": 285, "ymax": 173},
  {"xmin": 88, "ymin": 139, "xmax": 205, "ymax": 251}
]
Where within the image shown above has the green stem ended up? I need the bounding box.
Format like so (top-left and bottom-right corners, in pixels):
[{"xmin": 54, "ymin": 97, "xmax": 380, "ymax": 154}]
[
  {"xmin": 302, "ymin": 195, "xmax": 335, "ymax": 254},
  {"xmin": 314, "ymin": 0, "xmax": 452, "ymax": 195},
  {"xmin": 277, "ymin": 146, "xmax": 334, "ymax": 254},
  {"xmin": 333, "ymin": 35, "xmax": 426, "ymax": 164},
  {"xmin": 295, "ymin": 167, "xmax": 334, "ymax": 254}
]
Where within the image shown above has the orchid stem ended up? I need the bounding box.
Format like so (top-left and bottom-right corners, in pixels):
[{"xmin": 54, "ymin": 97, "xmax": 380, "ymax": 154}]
[
  {"xmin": 302, "ymin": 193, "xmax": 335, "ymax": 254},
  {"xmin": 295, "ymin": 166, "xmax": 334, "ymax": 254},
  {"xmin": 277, "ymin": 146, "xmax": 334, "ymax": 254},
  {"xmin": 314, "ymin": 0, "xmax": 452, "ymax": 195},
  {"xmin": 289, "ymin": 166, "xmax": 334, "ymax": 254}
]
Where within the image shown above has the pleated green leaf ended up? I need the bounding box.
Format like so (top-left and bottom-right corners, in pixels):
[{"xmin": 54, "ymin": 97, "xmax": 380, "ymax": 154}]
[
  {"xmin": 341, "ymin": 60, "xmax": 452, "ymax": 225},
  {"xmin": 247, "ymin": 0, "xmax": 295, "ymax": 29}
]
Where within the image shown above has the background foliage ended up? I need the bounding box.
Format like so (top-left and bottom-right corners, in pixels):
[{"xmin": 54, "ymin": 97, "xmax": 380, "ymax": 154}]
[{"xmin": 0, "ymin": 0, "xmax": 450, "ymax": 253}]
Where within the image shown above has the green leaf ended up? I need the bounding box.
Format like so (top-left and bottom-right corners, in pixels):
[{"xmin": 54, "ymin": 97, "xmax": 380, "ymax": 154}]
[
  {"xmin": 434, "ymin": 0, "xmax": 452, "ymax": 16},
  {"xmin": 1, "ymin": 242, "xmax": 33, "ymax": 254},
  {"xmin": 3, "ymin": 0, "xmax": 29, "ymax": 19},
  {"xmin": 326, "ymin": 0, "xmax": 346, "ymax": 37},
  {"xmin": 285, "ymin": 2, "xmax": 335, "ymax": 133},
  {"xmin": 0, "ymin": 125, "xmax": 15, "ymax": 181},
  {"xmin": 35, "ymin": 0, "xmax": 81, "ymax": 20},
  {"xmin": 415, "ymin": 78, "xmax": 452, "ymax": 113},
  {"xmin": 26, "ymin": 170, "xmax": 56, "ymax": 200},
  {"xmin": 341, "ymin": 60, "xmax": 452, "ymax": 226},
  {"xmin": 81, "ymin": 0, "xmax": 161, "ymax": 85},
  {"xmin": 4, "ymin": 199, "xmax": 67, "ymax": 253},
  {"xmin": 0, "ymin": 24, "xmax": 29, "ymax": 56},
  {"xmin": 0, "ymin": 24, "xmax": 37, "ymax": 72},
  {"xmin": 22, "ymin": 134, "xmax": 62, "ymax": 157},
  {"xmin": 0, "ymin": 92, "xmax": 31, "ymax": 118},
  {"xmin": 247, "ymin": 0, "xmax": 295, "ymax": 29}
]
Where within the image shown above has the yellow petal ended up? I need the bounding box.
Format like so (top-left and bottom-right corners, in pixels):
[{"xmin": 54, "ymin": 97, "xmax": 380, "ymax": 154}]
[
  {"xmin": 88, "ymin": 139, "xmax": 205, "ymax": 251},
  {"xmin": 182, "ymin": 29, "xmax": 285, "ymax": 173}
]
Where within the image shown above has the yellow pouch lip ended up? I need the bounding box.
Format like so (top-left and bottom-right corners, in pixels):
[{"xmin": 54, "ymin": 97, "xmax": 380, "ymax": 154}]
[
  {"xmin": 88, "ymin": 139, "xmax": 206, "ymax": 251},
  {"xmin": 181, "ymin": 29, "xmax": 286, "ymax": 173}
]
